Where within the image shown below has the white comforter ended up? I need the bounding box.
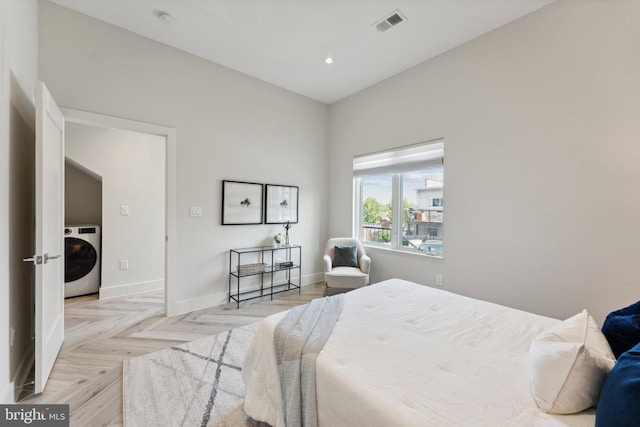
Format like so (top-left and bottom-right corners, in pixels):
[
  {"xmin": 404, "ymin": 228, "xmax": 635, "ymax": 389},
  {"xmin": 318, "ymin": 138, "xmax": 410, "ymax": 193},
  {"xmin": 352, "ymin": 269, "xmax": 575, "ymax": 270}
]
[{"xmin": 243, "ymin": 279, "xmax": 596, "ymax": 426}]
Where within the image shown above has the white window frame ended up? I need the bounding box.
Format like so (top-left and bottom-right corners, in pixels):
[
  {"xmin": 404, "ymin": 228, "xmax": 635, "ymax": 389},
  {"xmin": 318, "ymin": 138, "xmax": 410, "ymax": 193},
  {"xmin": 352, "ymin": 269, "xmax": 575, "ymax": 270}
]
[{"xmin": 353, "ymin": 139, "xmax": 444, "ymax": 257}]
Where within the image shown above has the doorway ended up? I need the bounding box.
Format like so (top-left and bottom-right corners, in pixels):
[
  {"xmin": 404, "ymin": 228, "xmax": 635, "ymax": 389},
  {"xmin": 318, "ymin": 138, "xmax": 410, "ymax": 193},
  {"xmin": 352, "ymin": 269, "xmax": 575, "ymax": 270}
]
[
  {"xmin": 17, "ymin": 106, "xmax": 177, "ymax": 401},
  {"xmin": 61, "ymin": 108, "xmax": 177, "ymax": 316}
]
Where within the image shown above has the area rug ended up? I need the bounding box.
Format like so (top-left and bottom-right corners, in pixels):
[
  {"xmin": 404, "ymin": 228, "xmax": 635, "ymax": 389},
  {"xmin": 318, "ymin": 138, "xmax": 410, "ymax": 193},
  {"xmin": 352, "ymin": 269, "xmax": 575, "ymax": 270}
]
[{"xmin": 123, "ymin": 322, "xmax": 267, "ymax": 427}]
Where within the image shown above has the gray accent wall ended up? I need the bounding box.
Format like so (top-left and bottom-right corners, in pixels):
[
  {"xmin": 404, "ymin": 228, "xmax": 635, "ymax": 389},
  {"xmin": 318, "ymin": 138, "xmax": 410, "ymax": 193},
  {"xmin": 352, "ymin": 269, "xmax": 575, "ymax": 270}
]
[{"xmin": 65, "ymin": 159, "xmax": 102, "ymax": 227}]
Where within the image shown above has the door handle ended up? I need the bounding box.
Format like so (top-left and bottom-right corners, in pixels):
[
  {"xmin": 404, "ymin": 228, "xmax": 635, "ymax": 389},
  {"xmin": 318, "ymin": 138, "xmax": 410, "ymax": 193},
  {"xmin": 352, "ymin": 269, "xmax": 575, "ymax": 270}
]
[
  {"xmin": 23, "ymin": 254, "xmax": 61, "ymax": 265},
  {"xmin": 43, "ymin": 253, "xmax": 61, "ymax": 264}
]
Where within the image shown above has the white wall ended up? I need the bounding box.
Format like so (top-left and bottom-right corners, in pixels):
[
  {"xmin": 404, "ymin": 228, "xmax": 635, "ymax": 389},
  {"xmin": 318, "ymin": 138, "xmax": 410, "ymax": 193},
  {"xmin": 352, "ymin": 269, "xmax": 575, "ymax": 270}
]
[
  {"xmin": 328, "ymin": 0, "xmax": 640, "ymax": 324},
  {"xmin": 66, "ymin": 123, "xmax": 165, "ymax": 298},
  {"xmin": 38, "ymin": 0, "xmax": 329, "ymax": 314},
  {"xmin": 0, "ymin": 0, "xmax": 38, "ymax": 404}
]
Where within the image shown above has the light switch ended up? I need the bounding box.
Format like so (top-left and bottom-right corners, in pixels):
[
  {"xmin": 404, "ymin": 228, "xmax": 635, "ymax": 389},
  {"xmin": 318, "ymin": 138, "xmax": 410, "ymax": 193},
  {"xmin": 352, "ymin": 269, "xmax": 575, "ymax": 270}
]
[
  {"xmin": 120, "ymin": 205, "xmax": 130, "ymax": 216},
  {"xmin": 190, "ymin": 206, "xmax": 202, "ymax": 217}
]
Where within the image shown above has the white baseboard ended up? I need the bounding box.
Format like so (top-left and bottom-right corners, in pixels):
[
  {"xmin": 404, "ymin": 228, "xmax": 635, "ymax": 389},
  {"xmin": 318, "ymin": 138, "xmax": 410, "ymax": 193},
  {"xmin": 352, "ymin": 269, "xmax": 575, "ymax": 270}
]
[
  {"xmin": 168, "ymin": 273, "xmax": 324, "ymax": 317},
  {"xmin": 99, "ymin": 279, "xmax": 164, "ymax": 300},
  {"xmin": 1, "ymin": 381, "xmax": 13, "ymax": 404},
  {"xmin": 2, "ymin": 343, "xmax": 34, "ymax": 404},
  {"xmin": 169, "ymin": 291, "xmax": 228, "ymax": 317},
  {"xmin": 303, "ymin": 272, "xmax": 324, "ymax": 286},
  {"xmin": 12, "ymin": 346, "xmax": 34, "ymax": 403}
]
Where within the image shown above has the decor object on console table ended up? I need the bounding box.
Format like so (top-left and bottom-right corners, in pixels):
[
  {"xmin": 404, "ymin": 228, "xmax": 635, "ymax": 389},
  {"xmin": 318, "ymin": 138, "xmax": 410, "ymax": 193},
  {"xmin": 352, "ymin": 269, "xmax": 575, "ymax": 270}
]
[
  {"xmin": 283, "ymin": 221, "xmax": 292, "ymax": 246},
  {"xmin": 229, "ymin": 245, "xmax": 301, "ymax": 308}
]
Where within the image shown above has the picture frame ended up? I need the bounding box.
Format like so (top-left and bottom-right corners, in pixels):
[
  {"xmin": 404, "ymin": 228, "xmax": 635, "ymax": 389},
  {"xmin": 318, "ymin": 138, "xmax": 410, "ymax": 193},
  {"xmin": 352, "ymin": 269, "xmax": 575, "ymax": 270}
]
[
  {"xmin": 265, "ymin": 184, "xmax": 299, "ymax": 224},
  {"xmin": 222, "ymin": 180, "xmax": 263, "ymax": 225}
]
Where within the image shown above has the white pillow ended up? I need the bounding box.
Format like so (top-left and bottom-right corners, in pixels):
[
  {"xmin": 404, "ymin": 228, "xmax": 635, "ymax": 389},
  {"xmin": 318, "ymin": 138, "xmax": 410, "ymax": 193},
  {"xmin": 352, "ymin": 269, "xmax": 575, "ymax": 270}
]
[{"xmin": 529, "ymin": 309, "xmax": 616, "ymax": 414}]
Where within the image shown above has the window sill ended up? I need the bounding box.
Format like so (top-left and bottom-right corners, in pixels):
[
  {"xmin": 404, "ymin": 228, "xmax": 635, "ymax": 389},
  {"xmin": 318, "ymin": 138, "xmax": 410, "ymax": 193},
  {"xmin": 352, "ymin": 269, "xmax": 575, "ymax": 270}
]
[{"xmin": 363, "ymin": 243, "xmax": 444, "ymax": 260}]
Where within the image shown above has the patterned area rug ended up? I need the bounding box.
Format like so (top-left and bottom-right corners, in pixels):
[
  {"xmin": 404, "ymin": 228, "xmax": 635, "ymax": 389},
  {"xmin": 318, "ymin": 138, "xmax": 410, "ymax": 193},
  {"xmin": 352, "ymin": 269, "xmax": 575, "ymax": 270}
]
[{"xmin": 123, "ymin": 322, "xmax": 267, "ymax": 427}]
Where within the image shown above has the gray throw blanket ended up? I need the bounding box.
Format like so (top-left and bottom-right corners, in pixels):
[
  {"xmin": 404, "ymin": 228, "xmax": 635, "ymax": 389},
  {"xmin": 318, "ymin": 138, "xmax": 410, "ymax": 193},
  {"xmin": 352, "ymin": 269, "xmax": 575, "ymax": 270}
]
[{"xmin": 274, "ymin": 294, "xmax": 345, "ymax": 427}]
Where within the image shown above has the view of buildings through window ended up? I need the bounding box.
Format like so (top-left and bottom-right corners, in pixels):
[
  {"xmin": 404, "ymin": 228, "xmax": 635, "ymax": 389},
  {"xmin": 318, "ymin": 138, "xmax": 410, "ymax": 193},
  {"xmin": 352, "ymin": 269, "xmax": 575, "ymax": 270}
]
[
  {"xmin": 403, "ymin": 170, "xmax": 443, "ymax": 254},
  {"xmin": 359, "ymin": 169, "xmax": 443, "ymax": 254},
  {"xmin": 354, "ymin": 139, "xmax": 444, "ymax": 255}
]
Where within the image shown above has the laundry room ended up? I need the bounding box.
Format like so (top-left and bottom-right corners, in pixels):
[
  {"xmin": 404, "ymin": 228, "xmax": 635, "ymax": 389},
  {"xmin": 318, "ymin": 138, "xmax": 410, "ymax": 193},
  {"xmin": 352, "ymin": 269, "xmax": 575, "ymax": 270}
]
[{"xmin": 64, "ymin": 122, "xmax": 166, "ymax": 300}]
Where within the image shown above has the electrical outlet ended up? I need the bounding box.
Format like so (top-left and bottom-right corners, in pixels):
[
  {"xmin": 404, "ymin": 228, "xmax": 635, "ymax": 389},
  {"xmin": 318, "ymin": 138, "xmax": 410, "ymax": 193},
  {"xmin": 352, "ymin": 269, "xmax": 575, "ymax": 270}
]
[
  {"xmin": 190, "ymin": 206, "xmax": 202, "ymax": 217},
  {"xmin": 436, "ymin": 274, "xmax": 444, "ymax": 287},
  {"xmin": 10, "ymin": 325, "xmax": 15, "ymax": 347},
  {"xmin": 120, "ymin": 205, "xmax": 130, "ymax": 216},
  {"xmin": 120, "ymin": 259, "xmax": 129, "ymax": 270}
]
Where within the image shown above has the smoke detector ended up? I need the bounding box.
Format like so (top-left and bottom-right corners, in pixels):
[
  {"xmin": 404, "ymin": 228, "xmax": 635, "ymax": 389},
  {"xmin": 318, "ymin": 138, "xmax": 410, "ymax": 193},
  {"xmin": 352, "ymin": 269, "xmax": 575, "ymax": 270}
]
[
  {"xmin": 155, "ymin": 10, "xmax": 175, "ymax": 25},
  {"xmin": 374, "ymin": 9, "xmax": 407, "ymax": 32}
]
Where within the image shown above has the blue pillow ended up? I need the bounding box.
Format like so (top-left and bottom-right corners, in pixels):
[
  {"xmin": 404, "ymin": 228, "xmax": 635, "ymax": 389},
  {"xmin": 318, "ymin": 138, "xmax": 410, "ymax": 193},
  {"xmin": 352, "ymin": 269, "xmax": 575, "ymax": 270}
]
[
  {"xmin": 602, "ymin": 301, "xmax": 640, "ymax": 359},
  {"xmin": 596, "ymin": 342, "xmax": 640, "ymax": 427},
  {"xmin": 333, "ymin": 245, "xmax": 358, "ymax": 268}
]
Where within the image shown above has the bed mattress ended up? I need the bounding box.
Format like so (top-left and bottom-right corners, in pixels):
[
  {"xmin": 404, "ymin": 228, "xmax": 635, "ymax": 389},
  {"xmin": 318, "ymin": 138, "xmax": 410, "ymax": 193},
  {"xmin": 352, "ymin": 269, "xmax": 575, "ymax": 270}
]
[{"xmin": 243, "ymin": 278, "xmax": 597, "ymax": 426}]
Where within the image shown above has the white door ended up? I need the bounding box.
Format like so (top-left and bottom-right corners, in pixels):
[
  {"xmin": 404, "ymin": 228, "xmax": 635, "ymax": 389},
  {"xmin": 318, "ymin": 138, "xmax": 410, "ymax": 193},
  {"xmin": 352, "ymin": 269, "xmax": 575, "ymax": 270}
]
[{"xmin": 31, "ymin": 81, "xmax": 65, "ymax": 393}]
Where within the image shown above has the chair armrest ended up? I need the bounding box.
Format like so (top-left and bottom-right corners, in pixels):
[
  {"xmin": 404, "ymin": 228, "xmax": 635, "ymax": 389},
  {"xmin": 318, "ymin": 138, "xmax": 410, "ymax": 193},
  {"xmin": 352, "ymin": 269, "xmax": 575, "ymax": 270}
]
[
  {"xmin": 323, "ymin": 255, "xmax": 333, "ymax": 273},
  {"xmin": 359, "ymin": 255, "xmax": 371, "ymax": 274}
]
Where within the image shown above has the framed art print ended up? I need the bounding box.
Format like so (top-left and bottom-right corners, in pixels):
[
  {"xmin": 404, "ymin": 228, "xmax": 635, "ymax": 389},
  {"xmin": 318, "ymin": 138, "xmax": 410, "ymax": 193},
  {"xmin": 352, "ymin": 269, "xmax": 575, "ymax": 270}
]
[
  {"xmin": 222, "ymin": 180, "xmax": 263, "ymax": 225},
  {"xmin": 265, "ymin": 184, "xmax": 299, "ymax": 224}
]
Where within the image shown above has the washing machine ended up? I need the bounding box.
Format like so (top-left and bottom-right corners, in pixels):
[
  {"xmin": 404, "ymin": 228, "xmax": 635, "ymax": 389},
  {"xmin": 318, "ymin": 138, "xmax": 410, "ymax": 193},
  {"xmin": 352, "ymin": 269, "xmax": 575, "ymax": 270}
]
[{"xmin": 64, "ymin": 225, "xmax": 101, "ymax": 298}]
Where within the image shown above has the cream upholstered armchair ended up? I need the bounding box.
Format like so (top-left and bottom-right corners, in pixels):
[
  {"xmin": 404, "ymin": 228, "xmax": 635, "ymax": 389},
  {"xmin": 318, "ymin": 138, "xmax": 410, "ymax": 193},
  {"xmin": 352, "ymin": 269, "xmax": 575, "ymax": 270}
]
[{"xmin": 323, "ymin": 238, "xmax": 371, "ymax": 295}]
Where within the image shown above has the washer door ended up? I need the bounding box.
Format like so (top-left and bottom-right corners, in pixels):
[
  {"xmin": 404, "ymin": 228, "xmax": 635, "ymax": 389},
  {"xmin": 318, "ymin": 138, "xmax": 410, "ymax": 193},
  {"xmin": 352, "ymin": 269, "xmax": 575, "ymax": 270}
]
[{"xmin": 65, "ymin": 237, "xmax": 98, "ymax": 283}]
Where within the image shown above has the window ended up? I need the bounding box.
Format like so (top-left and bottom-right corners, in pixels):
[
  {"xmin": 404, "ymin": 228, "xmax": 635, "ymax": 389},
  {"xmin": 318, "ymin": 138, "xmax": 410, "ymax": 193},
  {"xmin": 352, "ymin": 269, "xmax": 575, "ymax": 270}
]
[
  {"xmin": 353, "ymin": 139, "xmax": 444, "ymax": 256},
  {"xmin": 360, "ymin": 174, "xmax": 393, "ymax": 244}
]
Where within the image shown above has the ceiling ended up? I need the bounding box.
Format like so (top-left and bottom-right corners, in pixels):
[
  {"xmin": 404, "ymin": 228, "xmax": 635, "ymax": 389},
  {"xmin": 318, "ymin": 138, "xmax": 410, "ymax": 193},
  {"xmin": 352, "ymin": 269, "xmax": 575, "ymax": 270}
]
[{"xmin": 47, "ymin": 0, "xmax": 555, "ymax": 104}]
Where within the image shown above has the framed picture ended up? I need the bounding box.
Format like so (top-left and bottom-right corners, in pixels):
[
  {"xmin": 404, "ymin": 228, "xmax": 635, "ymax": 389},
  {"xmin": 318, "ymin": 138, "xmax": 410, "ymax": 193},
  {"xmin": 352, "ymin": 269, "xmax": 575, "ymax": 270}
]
[
  {"xmin": 222, "ymin": 180, "xmax": 263, "ymax": 225},
  {"xmin": 265, "ymin": 184, "xmax": 299, "ymax": 224}
]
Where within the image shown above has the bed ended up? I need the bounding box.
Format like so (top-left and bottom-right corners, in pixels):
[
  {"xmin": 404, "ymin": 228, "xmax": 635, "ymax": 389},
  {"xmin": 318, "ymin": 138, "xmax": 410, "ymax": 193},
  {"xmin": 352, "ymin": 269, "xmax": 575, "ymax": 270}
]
[{"xmin": 242, "ymin": 278, "xmax": 603, "ymax": 426}]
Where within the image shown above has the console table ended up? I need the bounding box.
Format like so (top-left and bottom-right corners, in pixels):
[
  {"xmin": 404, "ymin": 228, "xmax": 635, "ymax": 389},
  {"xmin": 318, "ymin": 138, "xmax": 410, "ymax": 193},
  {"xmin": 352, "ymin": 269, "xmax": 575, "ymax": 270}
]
[{"xmin": 228, "ymin": 244, "xmax": 301, "ymax": 308}]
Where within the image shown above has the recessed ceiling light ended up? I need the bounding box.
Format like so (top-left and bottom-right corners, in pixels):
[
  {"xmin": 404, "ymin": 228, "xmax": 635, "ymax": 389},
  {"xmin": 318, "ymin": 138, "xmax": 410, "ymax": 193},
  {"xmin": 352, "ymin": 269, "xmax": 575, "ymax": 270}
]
[
  {"xmin": 155, "ymin": 11, "xmax": 175, "ymax": 25},
  {"xmin": 325, "ymin": 56, "xmax": 334, "ymax": 64}
]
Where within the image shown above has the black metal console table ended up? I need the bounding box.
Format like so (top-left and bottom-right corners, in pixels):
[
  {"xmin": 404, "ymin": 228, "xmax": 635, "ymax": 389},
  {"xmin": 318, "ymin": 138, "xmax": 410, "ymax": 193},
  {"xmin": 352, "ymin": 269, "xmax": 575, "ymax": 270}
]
[{"xmin": 228, "ymin": 244, "xmax": 301, "ymax": 308}]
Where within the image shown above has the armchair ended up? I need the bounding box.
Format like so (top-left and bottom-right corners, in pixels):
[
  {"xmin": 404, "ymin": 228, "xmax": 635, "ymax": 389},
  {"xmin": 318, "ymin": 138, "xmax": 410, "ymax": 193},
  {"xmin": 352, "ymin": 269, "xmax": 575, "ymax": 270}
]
[{"xmin": 323, "ymin": 238, "xmax": 370, "ymax": 295}]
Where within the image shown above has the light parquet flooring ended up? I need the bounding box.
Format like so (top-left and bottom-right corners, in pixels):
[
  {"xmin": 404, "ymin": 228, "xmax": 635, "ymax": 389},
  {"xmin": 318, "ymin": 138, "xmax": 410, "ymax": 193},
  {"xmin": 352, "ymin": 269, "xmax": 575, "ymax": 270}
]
[{"xmin": 24, "ymin": 282, "xmax": 325, "ymax": 427}]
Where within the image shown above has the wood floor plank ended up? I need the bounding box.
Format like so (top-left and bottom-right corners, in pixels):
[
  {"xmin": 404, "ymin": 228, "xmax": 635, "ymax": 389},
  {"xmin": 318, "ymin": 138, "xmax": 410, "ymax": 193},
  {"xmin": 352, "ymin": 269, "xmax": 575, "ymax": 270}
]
[{"xmin": 22, "ymin": 282, "xmax": 325, "ymax": 426}]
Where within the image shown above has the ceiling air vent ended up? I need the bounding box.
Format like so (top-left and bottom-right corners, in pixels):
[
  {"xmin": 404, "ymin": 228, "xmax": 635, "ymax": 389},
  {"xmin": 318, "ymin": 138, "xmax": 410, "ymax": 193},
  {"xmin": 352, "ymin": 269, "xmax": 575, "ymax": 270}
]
[{"xmin": 374, "ymin": 10, "xmax": 407, "ymax": 32}]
